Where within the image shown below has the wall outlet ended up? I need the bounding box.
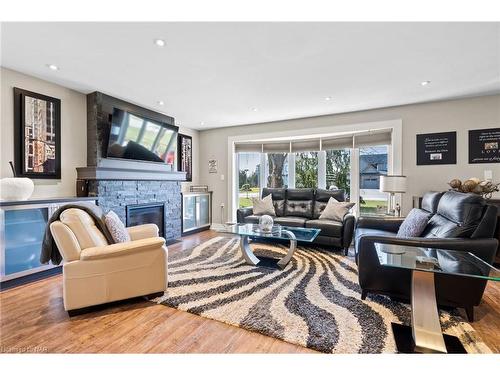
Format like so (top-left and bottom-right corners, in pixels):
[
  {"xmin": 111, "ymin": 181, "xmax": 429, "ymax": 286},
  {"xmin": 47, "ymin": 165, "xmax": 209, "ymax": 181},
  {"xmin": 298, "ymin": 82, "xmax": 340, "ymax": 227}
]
[
  {"xmin": 220, "ymin": 174, "xmax": 225, "ymax": 181},
  {"xmin": 220, "ymin": 203, "xmax": 225, "ymax": 224}
]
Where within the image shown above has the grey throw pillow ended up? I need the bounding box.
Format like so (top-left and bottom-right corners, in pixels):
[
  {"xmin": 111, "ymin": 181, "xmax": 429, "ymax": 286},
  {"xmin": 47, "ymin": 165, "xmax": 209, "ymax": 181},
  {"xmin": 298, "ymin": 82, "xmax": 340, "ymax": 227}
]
[
  {"xmin": 319, "ymin": 197, "xmax": 355, "ymax": 221},
  {"xmin": 397, "ymin": 208, "xmax": 432, "ymax": 238},
  {"xmin": 105, "ymin": 211, "xmax": 131, "ymax": 243},
  {"xmin": 252, "ymin": 194, "xmax": 276, "ymax": 216}
]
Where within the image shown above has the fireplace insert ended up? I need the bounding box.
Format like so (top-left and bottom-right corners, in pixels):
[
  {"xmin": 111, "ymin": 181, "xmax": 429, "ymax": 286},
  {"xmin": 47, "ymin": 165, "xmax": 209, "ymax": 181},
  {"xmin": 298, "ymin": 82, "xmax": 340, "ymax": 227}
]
[{"xmin": 126, "ymin": 202, "xmax": 165, "ymax": 238}]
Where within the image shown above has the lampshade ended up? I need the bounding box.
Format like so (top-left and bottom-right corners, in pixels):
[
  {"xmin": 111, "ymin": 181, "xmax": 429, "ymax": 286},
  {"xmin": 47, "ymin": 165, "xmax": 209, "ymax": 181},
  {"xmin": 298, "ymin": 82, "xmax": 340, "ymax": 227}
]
[{"xmin": 380, "ymin": 175, "xmax": 407, "ymax": 193}]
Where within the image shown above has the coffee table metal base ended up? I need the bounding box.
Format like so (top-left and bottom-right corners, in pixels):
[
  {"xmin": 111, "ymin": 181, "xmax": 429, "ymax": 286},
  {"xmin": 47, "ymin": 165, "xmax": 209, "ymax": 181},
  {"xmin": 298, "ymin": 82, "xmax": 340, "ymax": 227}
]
[
  {"xmin": 391, "ymin": 323, "xmax": 467, "ymax": 354},
  {"xmin": 411, "ymin": 270, "xmax": 447, "ymax": 353},
  {"xmin": 392, "ymin": 270, "xmax": 467, "ymax": 354},
  {"xmin": 240, "ymin": 230, "xmax": 297, "ymax": 269}
]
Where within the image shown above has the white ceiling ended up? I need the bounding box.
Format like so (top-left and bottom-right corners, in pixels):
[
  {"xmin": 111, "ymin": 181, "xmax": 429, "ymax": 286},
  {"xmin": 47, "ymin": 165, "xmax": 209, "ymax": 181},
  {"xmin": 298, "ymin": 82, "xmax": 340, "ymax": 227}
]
[{"xmin": 1, "ymin": 22, "xmax": 499, "ymax": 130}]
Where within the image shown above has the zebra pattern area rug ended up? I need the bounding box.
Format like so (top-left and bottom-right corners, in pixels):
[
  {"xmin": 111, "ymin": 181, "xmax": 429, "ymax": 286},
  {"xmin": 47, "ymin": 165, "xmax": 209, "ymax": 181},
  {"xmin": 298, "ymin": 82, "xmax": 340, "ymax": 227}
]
[{"xmin": 158, "ymin": 236, "xmax": 491, "ymax": 353}]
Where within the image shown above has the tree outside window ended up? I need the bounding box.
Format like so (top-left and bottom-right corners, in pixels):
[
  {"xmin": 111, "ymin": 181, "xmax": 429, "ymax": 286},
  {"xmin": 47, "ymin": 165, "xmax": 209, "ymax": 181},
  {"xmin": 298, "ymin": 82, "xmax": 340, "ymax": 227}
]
[
  {"xmin": 267, "ymin": 153, "xmax": 288, "ymax": 188},
  {"xmin": 326, "ymin": 149, "xmax": 351, "ymax": 198},
  {"xmin": 295, "ymin": 152, "xmax": 318, "ymax": 188}
]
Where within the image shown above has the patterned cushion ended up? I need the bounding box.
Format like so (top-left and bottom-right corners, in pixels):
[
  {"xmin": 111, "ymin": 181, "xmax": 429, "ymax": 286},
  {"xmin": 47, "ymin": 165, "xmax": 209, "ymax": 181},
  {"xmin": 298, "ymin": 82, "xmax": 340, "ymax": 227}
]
[
  {"xmin": 104, "ymin": 211, "xmax": 131, "ymax": 243},
  {"xmin": 397, "ymin": 208, "xmax": 432, "ymax": 238},
  {"xmin": 319, "ymin": 197, "xmax": 355, "ymax": 221},
  {"xmin": 252, "ymin": 194, "xmax": 276, "ymax": 216}
]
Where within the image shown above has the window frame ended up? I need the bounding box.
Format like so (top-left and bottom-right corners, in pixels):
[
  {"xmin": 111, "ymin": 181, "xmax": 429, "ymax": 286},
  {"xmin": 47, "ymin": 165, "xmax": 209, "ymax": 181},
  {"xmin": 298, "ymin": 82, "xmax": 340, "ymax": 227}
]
[{"xmin": 228, "ymin": 120, "xmax": 402, "ymax": 222}]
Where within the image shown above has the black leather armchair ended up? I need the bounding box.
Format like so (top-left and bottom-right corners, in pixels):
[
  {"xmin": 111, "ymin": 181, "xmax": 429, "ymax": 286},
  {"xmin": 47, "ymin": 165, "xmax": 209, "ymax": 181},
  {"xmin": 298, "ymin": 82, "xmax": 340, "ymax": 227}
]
[{"xmin": 354, "ymin": 191, "xmax": 498, "ymax": 322}]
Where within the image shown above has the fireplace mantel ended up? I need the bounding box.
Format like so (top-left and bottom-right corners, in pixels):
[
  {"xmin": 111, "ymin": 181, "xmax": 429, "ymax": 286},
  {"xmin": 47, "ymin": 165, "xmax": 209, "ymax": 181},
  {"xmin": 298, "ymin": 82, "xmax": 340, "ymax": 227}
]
[
  {"xmin": 76, "ymin": 158, "xmax": 186, "ymax": 181},
  {"xmin": 77, "ymin": 166, "xmax": 186, "ymax": 181}
]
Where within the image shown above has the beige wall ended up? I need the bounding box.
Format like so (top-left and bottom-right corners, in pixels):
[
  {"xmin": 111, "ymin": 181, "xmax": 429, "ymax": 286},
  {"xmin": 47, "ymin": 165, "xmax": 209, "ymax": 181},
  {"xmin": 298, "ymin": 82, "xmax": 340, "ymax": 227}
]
[
  {"xmin": 199, "ymin": 94, "xmax": 500, "ymax": 223},
  {"xmin": 1, "ymin": 67, "xmax": 87, "ymax": 198},
  {"xmin": 1, "ymin": 67, "xmax": 200, "ymax": 199}
]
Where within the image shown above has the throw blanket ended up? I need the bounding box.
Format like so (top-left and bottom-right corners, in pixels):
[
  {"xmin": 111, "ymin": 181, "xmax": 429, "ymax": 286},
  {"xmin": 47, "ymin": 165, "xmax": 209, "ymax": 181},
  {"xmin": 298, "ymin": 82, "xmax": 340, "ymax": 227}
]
[{"xmin": 40, "ymin": 203, "xmax": 115, "ymax": 265}]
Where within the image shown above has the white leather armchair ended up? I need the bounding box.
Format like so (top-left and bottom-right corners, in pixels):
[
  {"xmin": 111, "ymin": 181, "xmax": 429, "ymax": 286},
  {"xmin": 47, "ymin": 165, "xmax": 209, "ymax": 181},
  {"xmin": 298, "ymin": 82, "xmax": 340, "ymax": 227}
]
[{"xmin": 49, "ymin": 208, "xmax": 168, "ymax": 313}]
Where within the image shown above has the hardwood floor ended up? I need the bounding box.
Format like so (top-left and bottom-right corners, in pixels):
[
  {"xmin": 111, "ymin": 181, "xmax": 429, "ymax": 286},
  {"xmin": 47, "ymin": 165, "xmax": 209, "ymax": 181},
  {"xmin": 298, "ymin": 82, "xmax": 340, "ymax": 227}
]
[{"xmin": 0, "ymin": 230, "xmax": 498, "ymax": 353}]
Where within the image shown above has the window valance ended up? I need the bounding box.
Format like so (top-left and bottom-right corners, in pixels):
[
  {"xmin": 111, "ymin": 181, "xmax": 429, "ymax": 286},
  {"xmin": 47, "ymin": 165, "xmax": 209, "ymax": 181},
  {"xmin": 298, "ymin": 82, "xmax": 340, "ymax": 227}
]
[{"xmin": 234, "ymin": 128, "xmax": 392, "ymax": 153}]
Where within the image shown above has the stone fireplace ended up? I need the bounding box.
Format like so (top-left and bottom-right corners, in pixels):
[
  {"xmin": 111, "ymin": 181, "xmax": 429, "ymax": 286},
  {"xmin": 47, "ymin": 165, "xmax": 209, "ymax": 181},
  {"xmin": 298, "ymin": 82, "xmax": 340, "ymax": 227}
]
[
  {"xmin": 77, "ymin": 92, "xmax": 186, "ymax": 242},
  {"xmin": 86, "ymin": 180, "xmax": 182, "ymax": 242}
]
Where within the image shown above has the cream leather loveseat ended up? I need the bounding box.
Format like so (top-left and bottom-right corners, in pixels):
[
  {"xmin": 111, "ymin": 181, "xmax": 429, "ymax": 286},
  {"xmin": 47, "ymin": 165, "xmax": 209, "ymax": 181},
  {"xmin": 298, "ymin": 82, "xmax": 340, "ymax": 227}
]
[{"xmin": 50, "ymin": 208, "xmax": 168, "ymax": 313}]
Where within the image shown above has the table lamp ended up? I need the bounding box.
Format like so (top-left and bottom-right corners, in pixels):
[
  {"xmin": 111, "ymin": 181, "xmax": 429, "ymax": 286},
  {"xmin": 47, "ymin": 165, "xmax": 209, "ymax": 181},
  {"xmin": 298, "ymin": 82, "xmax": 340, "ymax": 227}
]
[{"xmin": 380, "ymin": 175, "xmax": 407, "ymax": 216}]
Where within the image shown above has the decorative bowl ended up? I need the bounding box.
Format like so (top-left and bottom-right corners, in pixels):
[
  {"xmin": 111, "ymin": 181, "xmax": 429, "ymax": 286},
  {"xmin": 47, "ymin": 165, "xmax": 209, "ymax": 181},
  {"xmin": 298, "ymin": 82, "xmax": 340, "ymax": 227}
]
[
  {"xmin": 0, "ymin": 177, "xmax": 34, "ymax": 201},
  {"xmin": 259, "ymin": 215, "xmax": 274, "ymax": 232}
]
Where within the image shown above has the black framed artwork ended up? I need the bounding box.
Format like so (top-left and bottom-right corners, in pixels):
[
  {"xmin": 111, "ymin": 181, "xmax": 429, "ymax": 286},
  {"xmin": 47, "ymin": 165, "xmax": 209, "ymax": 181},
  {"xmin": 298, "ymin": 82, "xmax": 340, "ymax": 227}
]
[
  {"xmin": 416, "ymin": 131, "xmax": 456, "ymax": 165},
  {"xmin": 14, "ymin": 88, "xmax": 61, "ymax": 179},
  {"xmin": 469, "ymin": 127, "xmax": 500, "ymax": 164},
  {"xmin": 177, "ymin": 133, "xmax": 193, "ymax": 181}
]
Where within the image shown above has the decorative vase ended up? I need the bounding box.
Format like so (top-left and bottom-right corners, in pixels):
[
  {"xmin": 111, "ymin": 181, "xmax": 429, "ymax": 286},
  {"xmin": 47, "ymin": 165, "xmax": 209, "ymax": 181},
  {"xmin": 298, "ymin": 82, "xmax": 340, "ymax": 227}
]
[
  {"xmin": 0, "ymin": 177, "xmax": 34, "ymax": 201},
  {"xmin": 259, "ymin": 215, "xmax": 274, "ymax": 232}
]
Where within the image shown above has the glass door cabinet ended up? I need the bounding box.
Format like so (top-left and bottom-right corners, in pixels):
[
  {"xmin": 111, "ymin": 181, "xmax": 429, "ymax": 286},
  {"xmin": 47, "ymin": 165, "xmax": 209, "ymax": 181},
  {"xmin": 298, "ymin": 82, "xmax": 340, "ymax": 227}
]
[
  {"xmin": 0, "ymin": 198, "xmax": 97, "ymax": 284},
  {"xmin": 181, "ymin": 192, "xmax": 212, "ymax": 234}
]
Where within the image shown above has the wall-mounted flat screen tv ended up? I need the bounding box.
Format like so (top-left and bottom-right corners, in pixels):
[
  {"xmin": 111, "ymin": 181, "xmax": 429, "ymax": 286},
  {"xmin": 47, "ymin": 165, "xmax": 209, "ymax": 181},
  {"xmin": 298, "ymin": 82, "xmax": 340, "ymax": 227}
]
[{"xmin": 107, "ymin": 108, "xmax": 178, "ymax": 165}]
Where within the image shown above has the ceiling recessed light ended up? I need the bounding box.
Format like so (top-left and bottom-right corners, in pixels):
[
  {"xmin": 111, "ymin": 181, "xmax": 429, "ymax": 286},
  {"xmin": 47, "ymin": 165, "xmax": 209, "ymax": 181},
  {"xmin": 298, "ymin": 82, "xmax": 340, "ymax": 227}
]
[
  {"xmin": 421, "ymin": 80, "xmax": 431, "ymax": 86},
  {"xmin": 47, "ymin": 64, "xmax": 59, "ymax": 71},
  {"xmin": 157, "ymin": 100, "xmax": 164, "ymax": 106},
  {"xmin": 154, "ymin": 39, "xmax": 166, "ymax": 47},
  {"xmin": 200, "ymin": 121, "xmax": 205, "ymax": 126},
  {"xmin": 252, "ymin": 107, "xmax": 258, "ymax": 112},
  {"xmin": 324, "ymin": 96, "xmax": 332, "ymax": 101}
]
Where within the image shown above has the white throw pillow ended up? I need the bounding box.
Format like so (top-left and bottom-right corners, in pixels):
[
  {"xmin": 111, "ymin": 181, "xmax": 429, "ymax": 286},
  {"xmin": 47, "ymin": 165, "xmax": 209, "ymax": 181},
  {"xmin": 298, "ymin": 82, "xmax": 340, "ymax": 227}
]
[
  {"xmin": 104, "ymin": 211, "xmax": 131, "ymax": 243},
  {"xmin": 319, "ymin": 197, "xmax": 355, "ymax": 221},
  {"xmin": 252, "ymin": 194, "xmax": 276, "ymax": 216}
]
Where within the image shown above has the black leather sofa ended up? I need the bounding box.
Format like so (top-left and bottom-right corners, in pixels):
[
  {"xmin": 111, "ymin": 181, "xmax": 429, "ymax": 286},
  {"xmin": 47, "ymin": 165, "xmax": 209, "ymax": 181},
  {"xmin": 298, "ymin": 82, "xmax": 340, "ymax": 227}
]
[
  {"xmin": 237, "ymin": 188, "xmax": 355, "ymax": 253},
  {"xmin": 354, "ymin": 191, "xmax": 498, "ymax": 322}
]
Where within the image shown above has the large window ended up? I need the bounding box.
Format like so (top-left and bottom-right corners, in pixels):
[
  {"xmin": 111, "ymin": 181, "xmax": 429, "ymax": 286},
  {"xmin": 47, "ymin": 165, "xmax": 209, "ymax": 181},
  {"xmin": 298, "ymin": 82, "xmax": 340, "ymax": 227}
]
[
  {"xmin": 325, "ymin": 149, "xmax": 351, "ymax": 198},
  {"xmin": 238, "ymin": 153, "xmax": 261, "ymax": 208},
  {"xmin": 295, "ymin": 152, "xmax": 318, "ymax": 188},
  {"xmin": 359, "ymin": 145, "xmax": 388, "ymax": 215},
  {"xmin": 266, "ymin": 153, "xmax": 288, "ymax": 188},
  {"xmin": 233, "ymin": 128, "xmax": 395, "ymax": 219}
]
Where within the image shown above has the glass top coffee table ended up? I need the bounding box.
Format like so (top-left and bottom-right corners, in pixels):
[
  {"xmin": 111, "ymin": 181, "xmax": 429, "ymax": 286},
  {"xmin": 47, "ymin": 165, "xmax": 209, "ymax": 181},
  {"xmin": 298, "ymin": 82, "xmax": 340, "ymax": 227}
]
[
  {"xmin": 218, "ymin": 224, "xmax": 320, "ymax": 269},
  {"xmin": 375, "ymin": 242, "xmax": 499, "ymax": 354}
]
